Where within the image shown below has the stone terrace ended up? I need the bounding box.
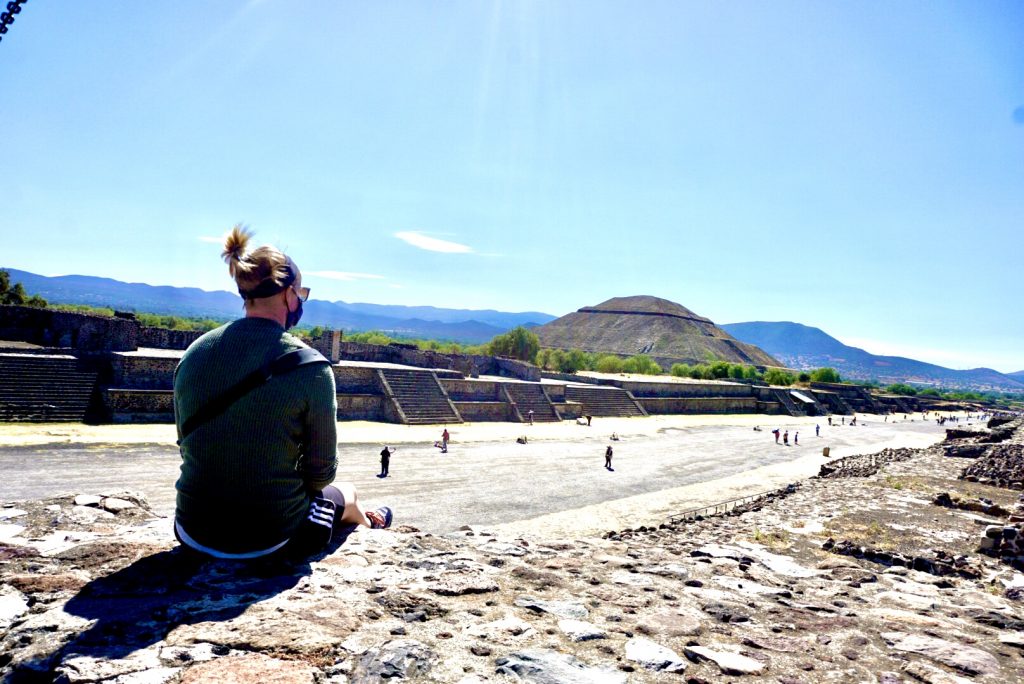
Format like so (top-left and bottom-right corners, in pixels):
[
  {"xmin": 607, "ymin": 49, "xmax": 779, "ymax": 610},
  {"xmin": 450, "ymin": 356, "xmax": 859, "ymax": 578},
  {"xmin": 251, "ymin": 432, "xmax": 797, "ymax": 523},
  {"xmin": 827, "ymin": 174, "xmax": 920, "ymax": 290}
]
[{"xmin": 2, "ymin": 422, "xmax": 1024, "ymax": 682}]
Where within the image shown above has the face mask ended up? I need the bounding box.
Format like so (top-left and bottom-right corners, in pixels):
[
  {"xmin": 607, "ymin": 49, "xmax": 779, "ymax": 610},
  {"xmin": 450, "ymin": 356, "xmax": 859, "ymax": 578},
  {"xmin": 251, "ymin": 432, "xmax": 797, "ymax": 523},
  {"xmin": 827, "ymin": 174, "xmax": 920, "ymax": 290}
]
[{"xmin": 285, "ymin": 297, "xmax": 303, "ymax": 329}]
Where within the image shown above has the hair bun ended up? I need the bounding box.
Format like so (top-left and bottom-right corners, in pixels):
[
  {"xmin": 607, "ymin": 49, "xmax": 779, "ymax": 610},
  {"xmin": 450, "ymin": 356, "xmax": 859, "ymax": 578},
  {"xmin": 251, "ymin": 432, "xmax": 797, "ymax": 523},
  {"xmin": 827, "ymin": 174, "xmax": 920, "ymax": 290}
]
[{"xmin": 222, "ymin": 224, "xmax": 252, "ymax": 266}]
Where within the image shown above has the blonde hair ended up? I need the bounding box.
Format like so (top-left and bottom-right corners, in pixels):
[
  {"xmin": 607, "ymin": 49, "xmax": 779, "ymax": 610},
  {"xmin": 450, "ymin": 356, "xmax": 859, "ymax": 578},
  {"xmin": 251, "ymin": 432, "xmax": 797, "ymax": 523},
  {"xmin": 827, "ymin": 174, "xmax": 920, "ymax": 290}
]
[{"xmin": 221, "ymin": 224, "xmax": 294, "ymax": 299}]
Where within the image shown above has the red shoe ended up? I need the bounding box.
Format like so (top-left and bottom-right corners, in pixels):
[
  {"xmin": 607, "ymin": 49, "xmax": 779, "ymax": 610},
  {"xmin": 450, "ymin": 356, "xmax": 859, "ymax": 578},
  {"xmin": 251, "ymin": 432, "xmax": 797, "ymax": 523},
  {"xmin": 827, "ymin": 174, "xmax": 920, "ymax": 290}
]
[{"xmin": 366, "ymin": 507, "xmax": 393, "ymax": 529}]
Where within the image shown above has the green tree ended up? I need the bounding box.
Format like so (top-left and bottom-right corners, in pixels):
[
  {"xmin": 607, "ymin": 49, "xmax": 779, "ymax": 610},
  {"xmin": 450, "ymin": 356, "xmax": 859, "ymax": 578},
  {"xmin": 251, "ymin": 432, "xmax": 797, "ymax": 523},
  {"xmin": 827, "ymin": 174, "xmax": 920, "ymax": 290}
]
[
  {"xmin": 809, "ymin": 367, "xmax": 842, "ymax": 383},
  {"xmin": 560, "ymin": 348, "xmax": 591, "ymax": 373},
  {"xmin": 885, "ymin": 383, "xmax": 918, "ymax": 396},
  {"xmin": 797, "ymin": 372, "xmax": 811, "ymax": 383},
  {"xmin": 0, "ymin": 270, "xmax": 48, "ymax": 307},
  {"xmin": 597, "ymin": 355, "xmax": 626, "ymax": 374},
  {"xmin": 622, "ymin": 354, "xmax": 662, "ymax": 375},
  {"xmin": 764, "ymin": 368, "xmax": 795, "ymax": 386},
  {"xmin": 670, "ymin": 363, "xmax": 690, "ymax": 377},
  {"xmin": 1, "ymin": 281, "xmax": 26, "ymax": 305},
  {"xmin": 708, "ymin": 361, "xmax": 730, "ymax": 379},
  {"xmin": 487, "ymin": 326, "xmax": 540, "ymax": 363}
]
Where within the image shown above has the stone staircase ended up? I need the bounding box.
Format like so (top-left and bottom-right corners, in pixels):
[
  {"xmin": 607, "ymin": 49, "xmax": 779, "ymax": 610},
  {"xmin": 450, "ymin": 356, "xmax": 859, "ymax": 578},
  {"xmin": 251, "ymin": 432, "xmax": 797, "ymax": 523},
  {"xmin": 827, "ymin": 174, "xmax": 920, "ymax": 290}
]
[
  {"xmin": 504, "ymin": 383, "xmax": 560, "ymax": 422},
  {"xmin": 565, "ymin": 385, "xmax": 646, "ymax": 418},
  {"xmin": 379, "ymin": 369, "xmax": 461, "ymax": 425},
  {"xmin": 813, "ymin": 391, "xmax": 855, "ymax": 415},
  {"xmin": 771, "ymin": 388, "xmax": 806, "ymax": 417},
  {"xmin": 0, "ymin": 353, "xmax": 99, "ymax": 422}
]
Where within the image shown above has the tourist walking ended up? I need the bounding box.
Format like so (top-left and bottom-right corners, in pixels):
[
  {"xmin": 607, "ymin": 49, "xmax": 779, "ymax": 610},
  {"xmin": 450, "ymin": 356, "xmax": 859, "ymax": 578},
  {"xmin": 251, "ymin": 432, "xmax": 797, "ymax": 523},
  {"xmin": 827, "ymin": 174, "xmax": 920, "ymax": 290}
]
[
  {"xmin": 441, "ymin": 428, "xmax": 449, "ymax": 453},
  {"xmin": 783, "ymin": 430, "xmax": 789, "ymax": 445},
  {"xmin": 605, "ymin": 445, "xmax": 614, "ymax": 470},
  {"xmin": 772, "ymin": 428, "xmax": 780, "ymax": 444},
  {"xmin": 173, "ymin": 225, "xmax": 392, "ymax": 562},
  {"xmin": 379, "ymin": 445, "xmax": 393, "ymax": 478},
  {"xmin": 815, "ymin": 424, "xmax": 820, "ymax": 437},
  {"xmin": 794, "ymin": 431, "xmax": 799, "ymax": 445}
]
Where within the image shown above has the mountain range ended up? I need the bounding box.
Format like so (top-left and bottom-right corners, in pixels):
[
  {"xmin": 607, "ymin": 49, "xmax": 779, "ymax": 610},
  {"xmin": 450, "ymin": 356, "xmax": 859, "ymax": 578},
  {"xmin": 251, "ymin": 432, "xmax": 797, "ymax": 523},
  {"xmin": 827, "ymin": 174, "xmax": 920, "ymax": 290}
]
[
  {"xmin": 2, "ymin": 268, "xmax": 555, "ymax": 344},
  {"xmin": 721, "ymin": 321, "xmax": 1024, "ymax": 393},
  {"xmin": 4, "ymin": 268, "xmax": 1021, "ymax": 393}
]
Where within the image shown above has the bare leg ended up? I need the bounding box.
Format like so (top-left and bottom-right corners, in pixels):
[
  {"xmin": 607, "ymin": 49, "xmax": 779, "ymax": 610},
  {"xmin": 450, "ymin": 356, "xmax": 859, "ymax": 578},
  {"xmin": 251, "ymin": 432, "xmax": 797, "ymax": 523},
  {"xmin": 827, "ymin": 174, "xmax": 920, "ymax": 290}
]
[{"xmin": 322, "ymin": 483, "xmax": 371, "ymax": 528}]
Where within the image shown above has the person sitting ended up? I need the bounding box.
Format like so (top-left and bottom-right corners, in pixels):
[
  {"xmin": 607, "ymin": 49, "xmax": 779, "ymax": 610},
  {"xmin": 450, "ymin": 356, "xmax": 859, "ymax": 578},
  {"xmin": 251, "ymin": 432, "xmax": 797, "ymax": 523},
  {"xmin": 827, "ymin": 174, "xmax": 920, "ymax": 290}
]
[{"xmin": 173, "ymin": 226, "xmax": 391, "ymax": 560}]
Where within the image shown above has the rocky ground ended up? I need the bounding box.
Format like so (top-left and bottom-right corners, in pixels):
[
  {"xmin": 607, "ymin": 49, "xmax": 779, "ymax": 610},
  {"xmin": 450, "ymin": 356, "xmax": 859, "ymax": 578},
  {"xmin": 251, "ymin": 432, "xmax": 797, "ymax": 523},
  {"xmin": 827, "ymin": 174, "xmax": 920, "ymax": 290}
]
[{"xmin": 2, "ymin": 420, "xmax": 1024, "ymax": 683}]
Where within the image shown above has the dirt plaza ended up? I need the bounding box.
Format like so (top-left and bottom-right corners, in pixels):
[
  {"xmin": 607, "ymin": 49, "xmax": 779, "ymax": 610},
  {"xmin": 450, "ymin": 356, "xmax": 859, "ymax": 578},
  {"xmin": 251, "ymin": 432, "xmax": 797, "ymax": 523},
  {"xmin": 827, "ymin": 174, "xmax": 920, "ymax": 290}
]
[{"xmin": 0, "ymin": 413, "xmax": 955, "ymax": 537}]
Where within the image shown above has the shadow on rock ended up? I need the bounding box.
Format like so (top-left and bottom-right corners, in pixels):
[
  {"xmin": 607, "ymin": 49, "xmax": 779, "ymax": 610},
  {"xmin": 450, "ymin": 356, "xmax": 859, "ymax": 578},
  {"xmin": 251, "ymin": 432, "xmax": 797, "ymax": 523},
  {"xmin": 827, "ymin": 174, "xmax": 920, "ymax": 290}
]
[
  {"xmin": 7, "ymin": 527, "xmax": 362, "ymax": 682},
  {"xmin": 62, "ymin": 548, "xmax": 311, "ymax": 657}
]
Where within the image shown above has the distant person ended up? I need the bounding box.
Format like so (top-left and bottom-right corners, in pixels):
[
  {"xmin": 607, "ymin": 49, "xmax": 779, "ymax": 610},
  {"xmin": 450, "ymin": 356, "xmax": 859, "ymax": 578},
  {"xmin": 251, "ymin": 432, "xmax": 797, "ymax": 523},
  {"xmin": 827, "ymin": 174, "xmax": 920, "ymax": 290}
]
[
  {"xmin": 815, "ymin": 424, "xmax": 820, "ymax": 437},
  {"xmin": 610, "ymin": 432, "xmax": 620, "ymax": 441},
  {"xmin": 794, "ymin": 431, "xmax": 799, "ymax": 445},
  {"xmin": 753, "ymin": 425, "xmax": 762, "ymax": 432},
  {"xmin": 173, "ymin": 226, "xmax": 392, "ymax": 562},
  {"xmin": 604, "ymin": 445, "xmax": 614, "ymax": 470},
  {"xmin": 828, "ymin": 416, "xmax": 832, "ymax": 426},
  {"xmin": 379, "ymin": 445, "xmax": 394, "ymax": 478},
  {"xmin": 528, "ymin": 410, "xmax": 534, "ymax": 425},
  {"xmin": 772, "ymin": 428, "xmax": 780, "ymax": 444},
  {"xmin": 586, "ymin": 415, "xmax": 592, "ymax": 426},
  {"xmin": 783, "ymin": 430, "xmax": 789, "ymax": 446},
  {"xmin": 441, "ymin": 428, "xmax": 449, "ymax": 453},
  {"xmin": 842, "ymin": 416, "xmax": 845, "ymax": 425}
]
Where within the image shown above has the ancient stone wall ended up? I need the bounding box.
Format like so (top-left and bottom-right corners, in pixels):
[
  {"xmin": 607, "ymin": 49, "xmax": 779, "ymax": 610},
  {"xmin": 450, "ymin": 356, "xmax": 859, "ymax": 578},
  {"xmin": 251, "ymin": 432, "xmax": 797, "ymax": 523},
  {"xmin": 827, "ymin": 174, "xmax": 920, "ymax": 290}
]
[
  {"xmin": 310, "ymin": 329, "xmax": 342, "ymax": 363},
  {"xmin": 332, "ymin": 366, "xmax": 380, "ymax": 394},
  {"xmin": 540, "ymin": 371, "xmax": 608, "ymax": 385},
  {"xmin": 440, "ymin": 379, "xmax": 503, "ymax": 402},
  {"xmin": 110, "ymin": 353, "xmax": 179, "ymax": 390},
  {"xmin": 137, "ymin": 327, "xmax": 204, "ymax": 351},
  {"xmin": 623, "ymin": 380, "xmax": 751, "ymax": 398},
  {"xmin": 453, "ymin": 401, "xmax": 516, "ymax": 422},
  {"xmin": 335, "ymin": 342, "xmax": 539, "ymax": 381},
  {"xmin": 638, "ymin": 396, "xmax": 758, "ymax": 415},
  {"xmin": 0, "ymin": 305, "xmax": 138, "ymax": 352},
  {"xmin": 336, "ymin": 394, "xmax": 387, "ymax": 421},
  {"xmin": 543, "ymin": 384, "xmax": 566, "ymax": 402},
  {"xmin": 104, "ymin": 389, "xmax": 174, "ymax": 423},
  {"xmin": 337, "ymin": 342, "xmax": 473, "ymax": 375}
]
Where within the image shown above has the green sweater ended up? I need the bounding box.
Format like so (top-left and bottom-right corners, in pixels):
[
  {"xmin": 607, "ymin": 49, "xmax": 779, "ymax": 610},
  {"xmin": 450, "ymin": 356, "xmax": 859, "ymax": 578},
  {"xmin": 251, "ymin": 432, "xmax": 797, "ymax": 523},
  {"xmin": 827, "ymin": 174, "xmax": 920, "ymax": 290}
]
[{"xmin": 174, "ymin": 317, "xmax": 337, "ymax": 554}]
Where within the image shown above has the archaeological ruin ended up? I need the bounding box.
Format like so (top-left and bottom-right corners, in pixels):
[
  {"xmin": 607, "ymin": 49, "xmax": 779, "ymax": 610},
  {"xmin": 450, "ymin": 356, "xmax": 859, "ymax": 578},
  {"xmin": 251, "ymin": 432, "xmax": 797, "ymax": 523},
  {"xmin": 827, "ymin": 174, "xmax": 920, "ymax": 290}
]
[{"xmin": 0, "ymin": 304, "xmax": 967, "ymax": 425}]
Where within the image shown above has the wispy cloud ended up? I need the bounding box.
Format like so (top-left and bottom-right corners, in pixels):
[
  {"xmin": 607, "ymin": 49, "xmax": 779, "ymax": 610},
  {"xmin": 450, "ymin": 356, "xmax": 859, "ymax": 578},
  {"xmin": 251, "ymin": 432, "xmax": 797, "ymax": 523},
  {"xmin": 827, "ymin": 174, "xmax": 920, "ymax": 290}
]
[
  {"xmin": 198, "ymin": 236, "xmax": 223, "ymax": 244},
  {"xmin": 395, "ymin": 231, "xmax": 473, "ymax": 254},
  {"xmin": 306, "ymin": 270, "xmax": 385, "ymax": 282}
]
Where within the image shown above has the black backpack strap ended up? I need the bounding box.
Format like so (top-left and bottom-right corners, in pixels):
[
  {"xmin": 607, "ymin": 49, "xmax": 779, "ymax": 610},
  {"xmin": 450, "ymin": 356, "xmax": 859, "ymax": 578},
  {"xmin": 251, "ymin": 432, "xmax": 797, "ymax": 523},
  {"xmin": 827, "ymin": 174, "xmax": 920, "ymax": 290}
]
[{"xmin": 179, "ymin": 347, "xmax": 329, "ymax": 443}]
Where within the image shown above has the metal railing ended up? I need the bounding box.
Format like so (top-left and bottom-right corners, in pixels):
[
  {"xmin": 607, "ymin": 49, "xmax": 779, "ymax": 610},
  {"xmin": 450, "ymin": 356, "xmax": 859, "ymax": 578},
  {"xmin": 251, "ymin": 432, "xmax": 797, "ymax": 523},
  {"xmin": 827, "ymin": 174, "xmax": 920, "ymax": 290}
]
[{"xmin": 669, "ymin": 488, "xmax": 783, "ymax": 523}]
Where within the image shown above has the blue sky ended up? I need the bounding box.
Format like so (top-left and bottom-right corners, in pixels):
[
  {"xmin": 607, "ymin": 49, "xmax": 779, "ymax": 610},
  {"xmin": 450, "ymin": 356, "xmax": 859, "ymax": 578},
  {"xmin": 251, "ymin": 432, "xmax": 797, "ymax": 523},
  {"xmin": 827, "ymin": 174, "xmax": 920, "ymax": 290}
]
[{"xmin": 1, "ymin": 2, "xmax": 1022, "ymax": 372}]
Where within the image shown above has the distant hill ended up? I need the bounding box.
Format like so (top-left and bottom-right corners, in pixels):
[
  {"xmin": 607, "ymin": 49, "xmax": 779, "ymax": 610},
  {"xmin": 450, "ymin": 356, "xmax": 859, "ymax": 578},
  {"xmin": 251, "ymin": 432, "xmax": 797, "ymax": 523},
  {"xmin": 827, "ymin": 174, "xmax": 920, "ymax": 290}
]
[
  {"xmin": 1009, "ymin": 370, "xmax": 1024, "ymax": 382},
  {"xmin": 2, "ymin": 268, "xmax": 555, "ymax": 344},
  {"xmin": 534, "ymin": 295, "xmax": 779, "ymax": 368},
  {"xmin": 722, "ymin": 321, "xmax": 1024, "ymax": 392}
]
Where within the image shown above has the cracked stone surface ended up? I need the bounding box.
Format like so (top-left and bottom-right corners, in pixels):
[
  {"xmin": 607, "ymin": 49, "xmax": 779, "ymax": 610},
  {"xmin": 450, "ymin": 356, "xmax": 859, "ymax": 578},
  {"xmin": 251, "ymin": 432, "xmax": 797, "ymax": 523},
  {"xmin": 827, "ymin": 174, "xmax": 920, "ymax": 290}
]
[{"xmin": 2, "ymin": 419, "xmax": 1024, "ymax": 682}]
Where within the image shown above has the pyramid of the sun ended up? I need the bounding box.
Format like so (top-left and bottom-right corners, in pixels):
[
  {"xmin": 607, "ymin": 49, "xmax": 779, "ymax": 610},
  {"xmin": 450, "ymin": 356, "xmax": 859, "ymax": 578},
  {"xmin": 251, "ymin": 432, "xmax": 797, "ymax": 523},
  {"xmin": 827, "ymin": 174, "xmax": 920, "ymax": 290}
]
[{"xmin": 533, "ymin": 295, "xmax": 780, "ymax": 369}]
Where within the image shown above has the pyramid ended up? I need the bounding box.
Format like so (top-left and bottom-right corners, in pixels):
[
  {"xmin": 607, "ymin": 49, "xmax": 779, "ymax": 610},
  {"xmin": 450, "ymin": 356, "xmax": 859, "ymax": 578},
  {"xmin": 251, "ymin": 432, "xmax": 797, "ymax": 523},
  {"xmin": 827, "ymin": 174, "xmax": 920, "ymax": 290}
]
[{"xmin": 533, "ymin": 295, "xmax": 780, "ymax": 368}]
